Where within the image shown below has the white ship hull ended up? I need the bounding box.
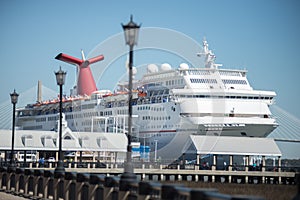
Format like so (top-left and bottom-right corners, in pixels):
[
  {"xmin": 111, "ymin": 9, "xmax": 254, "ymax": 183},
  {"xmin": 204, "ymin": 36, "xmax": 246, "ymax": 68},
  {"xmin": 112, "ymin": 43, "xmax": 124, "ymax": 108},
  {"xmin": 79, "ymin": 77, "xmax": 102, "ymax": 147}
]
[{"xmin": 16, "ymin": 99, "xmax": 277, "ymax": 160}]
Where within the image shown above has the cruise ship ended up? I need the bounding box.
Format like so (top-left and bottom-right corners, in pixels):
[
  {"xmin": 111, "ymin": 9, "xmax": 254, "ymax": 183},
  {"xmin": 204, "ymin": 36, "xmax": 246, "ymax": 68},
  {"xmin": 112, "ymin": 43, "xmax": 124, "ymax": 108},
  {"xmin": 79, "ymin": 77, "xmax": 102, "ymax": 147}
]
[{"xmin": 16, "ymin": 39, "xmax": 278, "ymax": 159}]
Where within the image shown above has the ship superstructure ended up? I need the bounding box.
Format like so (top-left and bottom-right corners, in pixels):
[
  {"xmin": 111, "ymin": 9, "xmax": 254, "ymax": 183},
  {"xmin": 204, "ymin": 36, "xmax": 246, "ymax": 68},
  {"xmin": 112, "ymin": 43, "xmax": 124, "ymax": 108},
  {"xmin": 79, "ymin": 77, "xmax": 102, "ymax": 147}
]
[{"xmin": 16, "ymin": 39, "xmax": 278, "ymax": 159}]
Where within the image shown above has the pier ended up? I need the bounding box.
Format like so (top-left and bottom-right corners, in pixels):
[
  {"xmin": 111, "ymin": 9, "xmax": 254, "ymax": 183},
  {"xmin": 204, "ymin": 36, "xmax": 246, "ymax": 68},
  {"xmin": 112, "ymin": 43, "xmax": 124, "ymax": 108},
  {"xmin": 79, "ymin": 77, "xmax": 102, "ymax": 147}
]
[
  {"xmin": 0, "ymin": 165, "xmax": 298, "ymax": 200},
  {"xmin": 46, "ymin": 165, "xmax": 297, "ymax": 184}
]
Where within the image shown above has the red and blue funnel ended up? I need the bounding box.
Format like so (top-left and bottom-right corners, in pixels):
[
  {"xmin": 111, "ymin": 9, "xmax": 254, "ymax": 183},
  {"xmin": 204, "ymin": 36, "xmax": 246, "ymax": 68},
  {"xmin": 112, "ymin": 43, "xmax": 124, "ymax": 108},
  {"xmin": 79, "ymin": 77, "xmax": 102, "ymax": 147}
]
[{"xmin": 55, "ymin": 51, "xmax": 104, "ymax": 96}]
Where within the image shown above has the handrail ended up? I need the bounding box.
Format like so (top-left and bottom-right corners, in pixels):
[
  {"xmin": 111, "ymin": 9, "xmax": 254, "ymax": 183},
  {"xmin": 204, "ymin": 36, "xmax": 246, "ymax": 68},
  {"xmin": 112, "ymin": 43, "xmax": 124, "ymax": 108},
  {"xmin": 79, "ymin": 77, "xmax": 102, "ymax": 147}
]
[{"xmin": 2, "ymin": 166, "xmax": 297, "ymax": 200}]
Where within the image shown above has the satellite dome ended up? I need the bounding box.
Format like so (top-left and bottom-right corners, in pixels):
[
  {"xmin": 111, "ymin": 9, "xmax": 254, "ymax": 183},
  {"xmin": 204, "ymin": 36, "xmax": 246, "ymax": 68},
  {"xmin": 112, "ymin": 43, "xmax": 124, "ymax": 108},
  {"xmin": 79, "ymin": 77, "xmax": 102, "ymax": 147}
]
[
  {"xmin": 147, "ymin": 64, "xmax": 158, "ymax": 73},
  {"xmin": 161, "ymin": 63, "xmax": 172, "ymax": 71},
  {"xmin": 179, "ymin": 63, "xmax": 189, "ymax": 69}
]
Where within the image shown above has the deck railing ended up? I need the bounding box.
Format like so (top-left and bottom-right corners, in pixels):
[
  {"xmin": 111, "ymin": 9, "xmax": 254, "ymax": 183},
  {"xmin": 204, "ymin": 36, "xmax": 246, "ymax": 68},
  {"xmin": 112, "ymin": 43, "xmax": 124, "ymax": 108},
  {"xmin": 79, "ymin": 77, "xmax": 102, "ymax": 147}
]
[{"xmin": 0, "ymin": 166, "xmax": 272, "ymax": 200}]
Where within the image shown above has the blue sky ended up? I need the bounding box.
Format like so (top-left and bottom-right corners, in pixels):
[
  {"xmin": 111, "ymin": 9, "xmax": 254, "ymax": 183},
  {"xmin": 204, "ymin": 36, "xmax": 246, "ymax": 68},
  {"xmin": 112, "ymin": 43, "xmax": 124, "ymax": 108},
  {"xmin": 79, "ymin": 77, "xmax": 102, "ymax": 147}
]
[{"xmin": 0, "ymin": 0, "xmax": 300, "ymax": 118}]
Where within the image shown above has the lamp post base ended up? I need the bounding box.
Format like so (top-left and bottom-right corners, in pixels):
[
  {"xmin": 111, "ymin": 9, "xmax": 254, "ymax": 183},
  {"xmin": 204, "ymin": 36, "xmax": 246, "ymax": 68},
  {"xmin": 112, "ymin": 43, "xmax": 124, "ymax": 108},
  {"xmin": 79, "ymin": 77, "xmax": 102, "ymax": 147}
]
[
  {"xmin": 8, "ymin": 161, "xmax": 16, "ymax": 173},
  {"xmin": 120, "ymin": 161, "xmax": 137, "ymax": 191},
  {"xmin": 54, "ymin": 160, "xmax": 65, "ymax": 178}
]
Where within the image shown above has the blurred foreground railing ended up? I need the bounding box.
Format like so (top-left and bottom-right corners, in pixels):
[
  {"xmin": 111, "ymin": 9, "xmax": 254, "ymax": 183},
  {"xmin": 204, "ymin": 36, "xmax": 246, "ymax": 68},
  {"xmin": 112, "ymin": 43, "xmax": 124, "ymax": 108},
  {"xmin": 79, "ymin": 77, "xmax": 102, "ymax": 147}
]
[{"xmin": 0, "ymin": 166, "xmax": 274, "ymax": 200}]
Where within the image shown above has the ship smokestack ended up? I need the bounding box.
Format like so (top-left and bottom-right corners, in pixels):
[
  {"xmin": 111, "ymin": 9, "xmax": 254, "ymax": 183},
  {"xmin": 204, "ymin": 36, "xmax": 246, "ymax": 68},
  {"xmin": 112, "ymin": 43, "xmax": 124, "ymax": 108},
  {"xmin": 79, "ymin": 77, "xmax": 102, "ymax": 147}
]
[
  {"xmin": 37, "ymin": 80, "xmax": 42, "ymax": 103},
  {"xmin": 55, "ymin": 52, "xmax": 104, "ymax": 96}
]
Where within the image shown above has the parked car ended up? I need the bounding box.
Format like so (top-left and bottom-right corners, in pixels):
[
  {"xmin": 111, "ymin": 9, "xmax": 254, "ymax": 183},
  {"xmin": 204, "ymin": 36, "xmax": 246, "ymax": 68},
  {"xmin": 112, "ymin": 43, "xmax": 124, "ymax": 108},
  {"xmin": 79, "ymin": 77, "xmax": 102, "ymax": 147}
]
[{"xmin": 48, "ymin": 157, "xmax": 56, "ymax": 162}]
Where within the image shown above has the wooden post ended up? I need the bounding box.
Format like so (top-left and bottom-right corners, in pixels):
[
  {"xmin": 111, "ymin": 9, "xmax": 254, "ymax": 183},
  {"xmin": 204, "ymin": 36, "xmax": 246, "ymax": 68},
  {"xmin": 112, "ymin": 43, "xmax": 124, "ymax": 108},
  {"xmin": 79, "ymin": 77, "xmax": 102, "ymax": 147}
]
[
  {"xmin": 55, "ymin": 152, "xmax": 59, "ymax": 162},
  {"xmin": 16, "ymin": 151, "xmax": 20, "ymax": 163},
  {"xmin": 110, "ymin": 152, "xmax": 113, "ymax": 163},
  {"xmin": 114, "ymin": 152, "xmax": 117, "ymax": 165},
  {"xmin": 229, "ymin": 155, "xmax": 233, "ymax": 171},
  {"xmin": 278, "ymin": 156, "xmax": 282, "ymax": 184},
  {"xmin": 229, "ymin": 155, "xmax": 233, "ymax": 183},
  {"xmin": 93, "ymin": 152, "xmax": 96, "ymax": 162},
  {"xmin": 74, "ymin": 152, "xmax": 78, "ymax": 168},
  {"xmin": 262, "ymin": 156, "xmax": 266, "ymax": 183},
  {"xmin": 212, "ymin": 155, "xmax": 216, "ymax": 171},
  {"xmin": 79, "ymin": 151, "xmax": 83, "ymax": 163},
  {"xmin": 196, "ymin": 154, "xmax": 200, "ymax": 170},
  {"xmin": 262, "ymin": 156, "xmax": 266, "ymax": 172},
  {"xmin": 195, "ymin": 175, "xmax": 198, "ymax": 182},
  {"xmin": 278, "ymin": 156, "xmax": 281, "ymax": 172},
  {"xmin": 245, "ymin": 155, "xmax": 249, "ymax": 184},
  {"xmin": 245, "ymin": 155, "xmax": 249, "ymax": 172},
  {"xmin": 36, "ymin": 152, "xmax": 40, "ymax": 162}
]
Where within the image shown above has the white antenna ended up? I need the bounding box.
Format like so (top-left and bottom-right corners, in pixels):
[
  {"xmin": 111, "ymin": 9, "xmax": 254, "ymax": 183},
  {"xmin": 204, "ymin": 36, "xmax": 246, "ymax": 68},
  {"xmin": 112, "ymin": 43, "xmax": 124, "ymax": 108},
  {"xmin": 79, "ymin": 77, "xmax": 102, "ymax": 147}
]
[
  {"xmin": 81, "ymin": 49, "xmax": 86, "ymax": 61},
  {"xmin": 197, "ymin": 37, "xmax": 221, "ymax": 69}
]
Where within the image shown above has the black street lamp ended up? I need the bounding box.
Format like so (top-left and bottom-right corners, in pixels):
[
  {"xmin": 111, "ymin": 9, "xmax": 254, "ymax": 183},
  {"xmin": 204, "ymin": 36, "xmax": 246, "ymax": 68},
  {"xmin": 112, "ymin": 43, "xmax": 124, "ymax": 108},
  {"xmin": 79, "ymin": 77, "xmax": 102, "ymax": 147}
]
[
  {"xmin": 54, "ymin": 67, "xmax": 66, "ymax": 175},
  {"xmin": 120, "ymin": 15, "xmax": 141, "ymax": 183},
  {"xmin": 9, "ymin": 89, "xmax": 19, "ymax": 171}
]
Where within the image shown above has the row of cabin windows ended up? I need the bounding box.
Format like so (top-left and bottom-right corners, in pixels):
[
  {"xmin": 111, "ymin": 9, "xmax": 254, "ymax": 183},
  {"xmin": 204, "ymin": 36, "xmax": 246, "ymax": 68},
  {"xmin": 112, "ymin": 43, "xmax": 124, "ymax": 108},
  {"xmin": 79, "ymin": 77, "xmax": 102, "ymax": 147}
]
[
  {"xmin": 190, "ymin": 78, "xmax": 218, "ymax": 84},
  {"xmin": 177, "ymin": 95, "xmax": 273, "ymax": 100},
  {"xmin": 187, "ymin": 70, "xmax": 211, "ymax": 75},
  {"xmin": 219, "ymin": 71, "xmax": 241, "ymax": 76},
  {"xmin": 47, "ymin": 110, "xmax": 114, "ymax": 122},
  {"xmin": 189, "ymin": 78, "xmax": 247, "ymax": 85},
  {"xmin": 142, "ymin": 116, "xmax": 171, "ymax": 120},
  {"xmin": 23, "ymin": 125, "xmax": 42, "ymax": 130},
  {"xmin": 83, "ymin": 112, "xmax": 98, "ymax": 118},
  {"xmin": 36, "ymin": 117, "xmax": 46, "ymax": 122},
  {"xmin": 82, "ymin": 119, "xmax": 113, "ymax": 126},
  {"xmin": 166, "ymin": 79, "xmax": 184, "ymax": 86},
  {"xmin": 102, "ymin": 111, "xmax": 113, "ymax": 116},
  {"xmin": 82, "ymin": 120, "xmax": 92, "ymax": 126},
  {"xmin": 117, "ymin": 109, "xmax": 127, "ymax": 115},
  {"xmin": 137, "ymin": 106, "xmax": 165, "ymax": 111},
  {"xmin": 81, "ymin": 103, "xmax": 97, "ymax": 110},
  {"xmin": 144, "ymin": 73, "xmax": 175, "ymax": 80},
  {"xmin": 48, "ymin": 116, "xmax": 58, "ymax": 121},
  {"xmin": 141, "ymin": 124, "xmax": 180, "ymax": 132},
  {"xmin": 222, "ymin": 79, "xmax": 247, "ymax": 85}
]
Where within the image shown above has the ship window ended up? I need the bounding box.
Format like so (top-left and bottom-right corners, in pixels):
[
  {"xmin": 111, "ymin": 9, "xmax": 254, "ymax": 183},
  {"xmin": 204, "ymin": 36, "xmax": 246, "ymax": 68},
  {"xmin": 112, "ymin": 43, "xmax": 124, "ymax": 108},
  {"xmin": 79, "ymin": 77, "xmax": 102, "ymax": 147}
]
[
  {"xmin": 219, "ymin": 71, "xmax": 241, "ymax": 76},
  {"xmin": 241, "ymin": 132, "xmax": 247, "ymax": 136},
  {"xmin": 64, "ymin": 136, "xmax": 72, "ymax": 140},
  {"xmin": 222, "ymin": 79, "xmax": 247, "ymax": 85},
  {"xmin": 190, "ymin": 78, "xmax": 217, "ymax": 84}
]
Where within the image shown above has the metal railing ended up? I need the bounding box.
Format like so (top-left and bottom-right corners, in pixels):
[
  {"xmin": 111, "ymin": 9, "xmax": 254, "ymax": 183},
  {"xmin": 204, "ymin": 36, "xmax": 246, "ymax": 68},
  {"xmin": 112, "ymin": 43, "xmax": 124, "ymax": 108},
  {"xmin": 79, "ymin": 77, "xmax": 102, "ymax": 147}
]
[{"xmin": 0, "ymin": 166, "xmax": 270, "ymax": 200}]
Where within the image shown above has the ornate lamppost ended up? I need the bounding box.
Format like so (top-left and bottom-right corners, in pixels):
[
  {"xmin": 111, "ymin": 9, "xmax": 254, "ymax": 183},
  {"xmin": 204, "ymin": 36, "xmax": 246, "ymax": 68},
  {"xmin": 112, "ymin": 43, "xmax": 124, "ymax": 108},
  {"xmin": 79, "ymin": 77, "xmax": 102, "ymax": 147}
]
[
  {"xmin": 9, "ymin": 89, "xmax": 19, "ymax": 171},
  {"xmin": 120, "ymin": 15, "xmax": 141, "ymax": 182},
  {"xmin": 54, "ymin": 67, "xmax": 66, "ymax": 175}
]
